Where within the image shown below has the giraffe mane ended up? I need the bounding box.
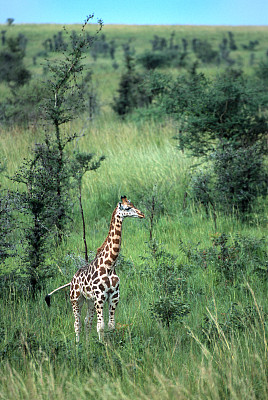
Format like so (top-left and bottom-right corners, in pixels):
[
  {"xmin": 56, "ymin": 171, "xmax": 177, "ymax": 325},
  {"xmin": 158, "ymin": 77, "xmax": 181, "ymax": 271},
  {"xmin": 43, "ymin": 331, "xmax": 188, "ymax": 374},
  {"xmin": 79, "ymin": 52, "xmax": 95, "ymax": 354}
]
[{"xmin": 96, "ymin": 206, "xmax": 118, "ymax": 255}]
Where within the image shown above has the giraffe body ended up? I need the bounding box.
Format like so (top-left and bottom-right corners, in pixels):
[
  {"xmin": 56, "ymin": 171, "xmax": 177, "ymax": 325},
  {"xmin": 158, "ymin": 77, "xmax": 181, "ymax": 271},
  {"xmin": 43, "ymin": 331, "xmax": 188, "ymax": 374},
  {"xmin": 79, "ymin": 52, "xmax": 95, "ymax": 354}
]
[{"xmin": 45, "ymin": 196, "xmax": 144, "ymax": 342}]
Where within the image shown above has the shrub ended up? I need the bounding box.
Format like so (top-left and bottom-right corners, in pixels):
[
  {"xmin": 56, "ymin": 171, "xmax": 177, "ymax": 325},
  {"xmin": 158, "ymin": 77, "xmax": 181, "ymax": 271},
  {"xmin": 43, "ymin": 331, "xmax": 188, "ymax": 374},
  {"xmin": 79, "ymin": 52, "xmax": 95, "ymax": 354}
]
[
  {"xmin": 137, "ymin": 49, "xmax": 186, "ymax": 70},
  {"xmin": 5, "ymin": 17, "xmax": 105, "ymax": 293},
  {"xmin": 137, "ymin": 51, "xmax": 169, "ymax": 70},
  {"xmin": 193, "ymin": 39, "xmax": 218, "ymax": 64},
  {"xmin": 179, "ymin": 233, "xmax": 267, "ymax": 284},
  {"xmin": 202, "ymin": 302, "xmax": 265, "ymax": 344},
  {"xmin": 0, "ymin": 80, "xmax": 49, "ymax": 126},
  {"xmin": 0, "ymin": 36, "xmax": 31, "ymax": 87},
  {"xmin": 212, "ymin": 143, "xmax": 267, "ymax": 214},
  {"xmin": 148, "ymin": 242, "xmax": 190, "ymax": 326},
  {"xmin": 173, "ymin": 69, "xmax": 268, "ymax": 214},
  {"xmin": 112, "ymin": 55, "xmax": 150, "ymax": 117},
  {"xmin": 0, "ymin": 160, "xmax": 15, "ymax": 265}
]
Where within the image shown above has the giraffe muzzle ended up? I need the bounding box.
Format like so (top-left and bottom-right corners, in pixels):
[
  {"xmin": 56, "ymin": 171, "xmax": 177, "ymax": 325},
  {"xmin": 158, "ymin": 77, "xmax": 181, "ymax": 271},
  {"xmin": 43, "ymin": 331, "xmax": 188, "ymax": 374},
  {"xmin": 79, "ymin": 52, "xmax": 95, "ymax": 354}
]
[{"xmin": 138, "ymin": 211, "xmax": 145, "ymax": 219}]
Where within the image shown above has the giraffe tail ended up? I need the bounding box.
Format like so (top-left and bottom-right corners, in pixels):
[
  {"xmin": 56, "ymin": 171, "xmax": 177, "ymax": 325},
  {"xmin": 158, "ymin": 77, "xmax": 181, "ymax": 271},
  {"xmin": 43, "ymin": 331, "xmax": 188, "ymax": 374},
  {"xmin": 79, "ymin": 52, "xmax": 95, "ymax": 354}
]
[{"xmin": 45, "ymin": 282, "xmax": 71, "ymax": 307}]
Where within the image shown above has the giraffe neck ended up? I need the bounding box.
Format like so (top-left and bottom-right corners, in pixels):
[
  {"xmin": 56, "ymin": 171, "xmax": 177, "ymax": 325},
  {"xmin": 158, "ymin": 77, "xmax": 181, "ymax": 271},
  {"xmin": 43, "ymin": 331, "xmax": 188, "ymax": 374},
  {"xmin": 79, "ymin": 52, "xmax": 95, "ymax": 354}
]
[{"xmin": 96, "ymin": 206, "xmax": 123, "ymax": 269}]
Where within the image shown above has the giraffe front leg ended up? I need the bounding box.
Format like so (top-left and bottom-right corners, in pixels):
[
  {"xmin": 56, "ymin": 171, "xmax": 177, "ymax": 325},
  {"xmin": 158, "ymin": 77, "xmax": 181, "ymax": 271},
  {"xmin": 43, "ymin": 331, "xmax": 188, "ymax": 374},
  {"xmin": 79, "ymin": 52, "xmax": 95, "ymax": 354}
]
[
  {"xmin": 71, "ymin": 298, "xmax": 84, "ymax": 343},
  {"xmin": 84, "ymin": 299, "xmax": 95, "ymax": 341},
  {"xmin": 95, "ymin": 299, "xmax": 105, "ymax": 341},
  {"xmin": 108, "ymin": 291, "xmax": 120, "ymax": 330}
]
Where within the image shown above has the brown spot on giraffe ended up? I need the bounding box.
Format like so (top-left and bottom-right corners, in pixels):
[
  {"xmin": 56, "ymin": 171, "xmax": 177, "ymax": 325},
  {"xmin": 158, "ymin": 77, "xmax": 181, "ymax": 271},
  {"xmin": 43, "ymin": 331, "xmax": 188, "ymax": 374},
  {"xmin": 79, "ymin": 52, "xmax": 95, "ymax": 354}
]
[
  {"xmin": 99, "ymin": 267, "xmax": 106, "ymax": 275},
  {"xmin": 103, "ymin": 276, "xmax": 110, "ymax": 288},
  {"xmin": 99, "ymin": 283, "xmax": 105, "ymax": 292},
  {"xmin": 110, "ymin": 252, "xmax": 117, "ymax": 261},
  {"xmin": 91, "ymin": 271, "xmax": 98, "ymax": 280},
  {"xmin": 111, "ymin": 276, "xmax": 119, "ymax": 287}
]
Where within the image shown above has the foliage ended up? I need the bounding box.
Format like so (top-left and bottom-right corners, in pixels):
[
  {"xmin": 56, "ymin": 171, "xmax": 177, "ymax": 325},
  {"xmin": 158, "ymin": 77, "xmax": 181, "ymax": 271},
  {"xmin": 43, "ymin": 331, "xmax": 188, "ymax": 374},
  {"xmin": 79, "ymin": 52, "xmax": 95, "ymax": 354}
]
[
  {"xmin": 175, "ymin": 69, "xmax": 267, "ymax": 156},
  {"xmin": 202, "ymin": 302, "xmax": 265, "ymax": 344},
  {"xmin": 43, "ymin": 17, "xmax": 103, "ymax": 128},
  {"xmin": 42, "ymin": 31, "xmax": 68, "ymax": 53},
  {"xmin": 90, "ymin": 33, "xmax": 111, "ymax": 60},
  {"xmin": 136, "ymin": 184, "xmax": 166, "ymax": 241},
  {"xmin": 6, "ymin": 18, "xmax": 14, "ymax": 26},
  {"xmin": 138, "ymin": 51, "xmax": 170, "ymax": 70},
  {"xmin": 212, "ymin": 143, "xmax": 267, "ymax": 213},
  {"xmin": 10, "ymin": 145, "xmax": 63, "ymax": 293},
  {"xmin": 256, "ymin": 59, "xmax": 268, "ymax": 82},
  {"xmin": 148, "ymin": 242, "xmax": 190, "ymax": 326},
  {"xmin": 179, "ymin": 232, "xmax": 267, "ymax": 283},
  {"xmin": 112, "ymin": 55, "xmax": 150, "ymax": 117},
  {"xmin": 144, "ymin": 70, "xmax": 207, "ymax": 121},
  {"xmin": 0, "ymin": 35, "xmax": 31, "ymax": 87},
  {"xmin": 39, "ymin": 15, "xmax": 104, "ymax": 240},
  {"xmin": 228, "ymin": 31, "xmax": 237, "ymax": 51},
  {"xmin": 193, "ymin": 39, "xmax": 218, "ymax": 63},
  {"xmin": 137, "ymin": 49, "xmax": 187, "ymax": 70},
  {"xmin": 3, "ymin": 17, "xmax": 105, "ymax": 292},
  {"xmin": 0, "ymin": 160, "xmax": 15, "ymax": 265},
  {"xmin": 169, "ymin": 69, "xmax": 268, "ymax": 214},
  {"xmin": 189, "ymin": 169, "xmax": 214, "ymax": 214},
  {"xmin": 0, "ymin": 80, "xmax": 49, "ymax": 126},
  {"xmin": 71, "ymin": 151, "xmax": 105, "ymax": 262}
]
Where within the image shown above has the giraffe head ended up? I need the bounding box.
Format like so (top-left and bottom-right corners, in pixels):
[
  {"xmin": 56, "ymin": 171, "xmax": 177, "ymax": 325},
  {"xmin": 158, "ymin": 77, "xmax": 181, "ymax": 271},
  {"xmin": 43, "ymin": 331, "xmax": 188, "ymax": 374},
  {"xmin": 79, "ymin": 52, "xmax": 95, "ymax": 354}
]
[{"xmin": 118, "ymin": 196, "xmax": 145, "ymax": 219}]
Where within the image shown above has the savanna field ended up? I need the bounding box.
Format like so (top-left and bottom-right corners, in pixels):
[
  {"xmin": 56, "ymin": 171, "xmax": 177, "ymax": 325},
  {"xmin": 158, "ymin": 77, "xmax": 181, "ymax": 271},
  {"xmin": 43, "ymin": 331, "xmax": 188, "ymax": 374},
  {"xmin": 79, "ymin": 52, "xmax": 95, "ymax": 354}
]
[{"xmin": 0, "ymin": 21, "xmax": 267, "ymax": 399}]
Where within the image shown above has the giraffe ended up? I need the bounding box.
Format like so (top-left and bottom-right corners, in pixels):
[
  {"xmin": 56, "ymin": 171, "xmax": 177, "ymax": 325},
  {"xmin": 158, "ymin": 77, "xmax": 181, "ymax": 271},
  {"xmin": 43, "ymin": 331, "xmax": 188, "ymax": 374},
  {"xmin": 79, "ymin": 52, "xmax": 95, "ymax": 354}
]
[{"xmin": 45, "ymin": 196, "xmax": 145, "ymax": 342}]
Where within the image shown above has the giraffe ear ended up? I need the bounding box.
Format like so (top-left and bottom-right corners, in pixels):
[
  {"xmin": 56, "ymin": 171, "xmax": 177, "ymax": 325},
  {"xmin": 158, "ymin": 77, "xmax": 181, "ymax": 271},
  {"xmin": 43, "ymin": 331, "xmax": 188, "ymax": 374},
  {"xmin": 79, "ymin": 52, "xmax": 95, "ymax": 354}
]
[{"xmin": 121, "ymin": 196, "xmax": 128, "ymax": 205}]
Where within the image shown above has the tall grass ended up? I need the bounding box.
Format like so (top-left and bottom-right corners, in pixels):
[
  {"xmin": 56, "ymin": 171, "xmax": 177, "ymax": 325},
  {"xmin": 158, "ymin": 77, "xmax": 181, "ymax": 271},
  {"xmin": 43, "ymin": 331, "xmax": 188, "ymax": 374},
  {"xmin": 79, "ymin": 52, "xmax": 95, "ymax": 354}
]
[{"xmin": 0, "ymin": 282, "xmax": 266, "ymax": 399}]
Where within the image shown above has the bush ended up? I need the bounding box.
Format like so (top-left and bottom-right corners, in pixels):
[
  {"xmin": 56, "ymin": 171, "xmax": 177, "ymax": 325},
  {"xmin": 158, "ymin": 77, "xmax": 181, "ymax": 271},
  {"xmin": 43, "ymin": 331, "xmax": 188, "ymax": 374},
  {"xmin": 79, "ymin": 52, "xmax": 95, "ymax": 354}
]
[
  {"xmin": 173, "ymin": 70, "xmax": 268, "ymax": 215},
  {"xmin": 193, "ymin": 39, "xmax": 218, "ymax": 63},
  {"xmin": 179, "ymin": 233, "xmax": 267, "ymax": 284},
  {"xmin": 212, "ymin": 143, "xmax": 267, "ymax": 214},
  {"xmin": 137, "ymin": 49, "xmax": 186, "ymax": 70},
  {"xmin": 112, "ymin": 55, "xmax": 150, "ymax": 117},
  {"xmin": 0, "ymin": 161, "xmax": 15, "ymax": 265},
  {"xmin": 147, "ymin": 242, "xmax": 190, "ymax": 326},
  {"xmin": 0, "ymin": 80, "xmax": 48, "ymax": 126},
  {"xmin": 0, "ymin": 36, "xmax": 31, "ymax": 87},
  {"xmin": 137, "ymin": 51, "xmax": 169, "ymax": 70},
  {"xmin": 202, "ymin": 302, "xmax": 264, "ymax": 344}
]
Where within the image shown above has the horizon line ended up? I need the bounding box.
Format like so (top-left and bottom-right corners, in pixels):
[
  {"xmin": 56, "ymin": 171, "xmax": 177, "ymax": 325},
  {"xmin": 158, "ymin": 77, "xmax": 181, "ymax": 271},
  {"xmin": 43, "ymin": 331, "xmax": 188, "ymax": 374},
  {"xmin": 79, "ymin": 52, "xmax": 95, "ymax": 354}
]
[{"xmin": 0, "ymin": 22, "xmax": 267, "ymax": 27}]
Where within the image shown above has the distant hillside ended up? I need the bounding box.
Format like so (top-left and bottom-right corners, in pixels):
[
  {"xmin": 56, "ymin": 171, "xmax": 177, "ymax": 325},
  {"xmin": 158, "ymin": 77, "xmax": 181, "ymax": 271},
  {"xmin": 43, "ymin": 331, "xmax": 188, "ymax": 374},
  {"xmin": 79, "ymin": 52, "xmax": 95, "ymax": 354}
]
[{"xmin": 0, "ymin": 23, "xmax": 267, "ymax": 102}]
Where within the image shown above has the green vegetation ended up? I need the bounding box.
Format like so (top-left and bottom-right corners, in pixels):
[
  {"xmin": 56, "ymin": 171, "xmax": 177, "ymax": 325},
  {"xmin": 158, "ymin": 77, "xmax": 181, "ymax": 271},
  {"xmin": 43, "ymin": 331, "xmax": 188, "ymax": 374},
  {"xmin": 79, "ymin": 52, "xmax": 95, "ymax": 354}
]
[{"xmin": 0, "ymin": 21, "xmax": 267, "ymax": 399}]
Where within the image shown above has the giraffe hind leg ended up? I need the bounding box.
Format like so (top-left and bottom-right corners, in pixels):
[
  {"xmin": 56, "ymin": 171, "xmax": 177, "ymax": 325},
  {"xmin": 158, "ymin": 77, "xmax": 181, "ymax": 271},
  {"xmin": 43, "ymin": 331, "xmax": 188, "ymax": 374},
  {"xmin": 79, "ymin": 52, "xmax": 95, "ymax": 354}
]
[
  {"xmin": 108, "ymin": 292, "xmax": 120, "ymax": 330},
  {"xmin": 71, "ymin": 297, "xmax": 84, "ymax": 343},
  {"xmin": 95, "ymin": 299, "xmax": 105, "ymax": 341},
  {"xmin": 84, "ymin": 299, "xmax": 95, "ymax": 341}
]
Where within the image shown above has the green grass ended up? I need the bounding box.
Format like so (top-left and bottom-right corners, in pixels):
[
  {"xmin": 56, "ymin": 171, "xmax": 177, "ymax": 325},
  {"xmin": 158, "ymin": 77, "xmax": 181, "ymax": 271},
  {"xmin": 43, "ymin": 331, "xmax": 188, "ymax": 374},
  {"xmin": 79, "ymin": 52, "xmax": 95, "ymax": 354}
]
[
  {"xmin": 0, "ymin": 23, "xmax": 267, "ymax": 399},
  {"xmin": 0, "ymin": 278, "xmax": 266, "ymax": 399}
]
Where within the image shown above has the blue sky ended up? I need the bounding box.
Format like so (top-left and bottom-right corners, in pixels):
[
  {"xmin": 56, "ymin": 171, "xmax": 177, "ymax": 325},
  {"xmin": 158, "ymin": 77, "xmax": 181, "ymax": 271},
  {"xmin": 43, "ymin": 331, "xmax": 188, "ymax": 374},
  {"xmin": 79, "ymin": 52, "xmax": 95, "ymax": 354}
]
[{"xmin": 1, "ymin": 0, "xmax": 267, "ymax": 25}]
